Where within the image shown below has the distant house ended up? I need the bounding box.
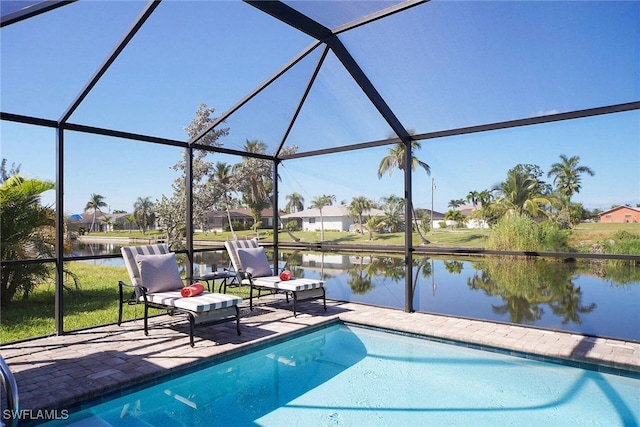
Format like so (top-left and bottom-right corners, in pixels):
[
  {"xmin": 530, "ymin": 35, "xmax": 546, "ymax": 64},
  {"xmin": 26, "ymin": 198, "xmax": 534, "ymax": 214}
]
[
  {"xmin": 599, "ymin": 206, "xmax": 640, "ymax": 223},
  {"xmin": 281, "ymin": 205, "xmax": 385, "ymax": 232}
]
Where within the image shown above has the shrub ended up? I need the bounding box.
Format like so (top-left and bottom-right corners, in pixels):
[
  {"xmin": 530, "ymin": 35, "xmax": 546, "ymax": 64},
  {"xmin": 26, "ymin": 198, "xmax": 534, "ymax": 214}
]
[
  {"xmin": 602, "ymin": 230, "xmax": 640, "ymax": 255},
  {"xmin": 488, "ymin": 214, "xmax": 570, "ymax": 252}
]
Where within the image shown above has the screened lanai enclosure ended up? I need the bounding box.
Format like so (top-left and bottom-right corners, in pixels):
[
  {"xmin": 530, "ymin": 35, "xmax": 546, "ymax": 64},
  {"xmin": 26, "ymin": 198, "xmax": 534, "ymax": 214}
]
[{"xmin": 1, "ymin": 1, "xmax": 639, "ymax": 337}]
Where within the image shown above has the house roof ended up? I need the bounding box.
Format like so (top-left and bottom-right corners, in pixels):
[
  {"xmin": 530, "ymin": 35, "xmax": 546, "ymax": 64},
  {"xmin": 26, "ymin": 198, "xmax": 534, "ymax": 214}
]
[{"xmin": 599, "ymin": 205, "xmax": 640, "ymax": 216}]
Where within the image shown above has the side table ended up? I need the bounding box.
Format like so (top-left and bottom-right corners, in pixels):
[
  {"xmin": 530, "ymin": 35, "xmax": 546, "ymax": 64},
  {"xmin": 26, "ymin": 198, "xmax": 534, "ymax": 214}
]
[{"xmin": 191, "ymin": 271, "xmax": 236, "ymax": 293}]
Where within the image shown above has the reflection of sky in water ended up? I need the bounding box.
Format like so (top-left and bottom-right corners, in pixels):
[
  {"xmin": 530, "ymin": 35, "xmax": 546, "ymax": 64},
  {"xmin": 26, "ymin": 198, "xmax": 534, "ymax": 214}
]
[{"xmin": 71, "ymin": 242, "xmax": 639, "ymax": 341}]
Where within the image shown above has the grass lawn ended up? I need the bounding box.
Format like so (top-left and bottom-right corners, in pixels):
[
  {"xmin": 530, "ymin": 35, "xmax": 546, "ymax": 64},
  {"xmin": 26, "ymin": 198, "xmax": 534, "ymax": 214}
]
[{"xmin": 0, "ymin": 262, "xmax": 252, "ymax": 343}]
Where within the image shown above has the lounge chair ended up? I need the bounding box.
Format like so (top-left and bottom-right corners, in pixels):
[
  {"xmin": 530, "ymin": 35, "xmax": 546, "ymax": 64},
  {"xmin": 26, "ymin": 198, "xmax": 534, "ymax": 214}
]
[
  {"xmin": 224, "ymin": 240, "xmax": 326, "ymax": 317},
  {"xmin": 118, "ymin": 244, "xmax": 242, "ymax": 347}
]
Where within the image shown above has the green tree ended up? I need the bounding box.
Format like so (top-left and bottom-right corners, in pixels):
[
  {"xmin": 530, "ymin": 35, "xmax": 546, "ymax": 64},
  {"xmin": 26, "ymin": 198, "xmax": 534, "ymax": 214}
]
[
  {"xmin": 124, "ymin": 214, "xmax": 136, "ymax": 233},
  {"xmin": 133, "ymin": 196, "xmax": 153, "ymax": 234},
  {"xmin": 210, "ymin": 161, "xmax": 237, "ymax": 239},
  {"xmin": 377, "ymin": 138, "xmax": 431, "ymax": 244},
  {"xmin": 310, "ymin": 194, "xmax": 335, "ymax": 241},
  {"xmin": 1, "ymin": 175, "xmax": 55, "ymax": 306},
  {"xmin": 380, "ymin": 194, "xmax": 405, "ymax": 232},
  {"xmin": 444, "ymin": 209, "xmax": 466, "ymax": 229},
  {"xmin": 84, "ymin": 193, "xmax": 106, "ymax": 234},
  {"xmin": 547, "ymin": 154, "xmax": 595, "ymax": 223},
  {"xmin": 285, "ymin": 192, "xmax": 305, "ymax": 214},
  {"xmin": 348, "ymin": 196, "xmax": 374, "ymax": 234},
  {"xmin": 1, "ymin": 159, "xmax": 21, "ymax": 181},
  {"xmin": 494, "ymin": 167, "xmax": 554, "ymax": 218},
  {"xmin": 364, "ymin": 215, "xmax": 385, "ymax": 240},
  {"xmin": 156, "ymin": 104, "xmax": 228, "ymax": 249},
  {"xmin": 101, "ymin": 215, "xmax": 112, "ymax": 232},
  {"xmin": 448, "ymin": 199, "xmax": 466, "ymax": 210},
  {"xmin": 234, "ymin": 139, "xmax": 272, "ymax": 234}
]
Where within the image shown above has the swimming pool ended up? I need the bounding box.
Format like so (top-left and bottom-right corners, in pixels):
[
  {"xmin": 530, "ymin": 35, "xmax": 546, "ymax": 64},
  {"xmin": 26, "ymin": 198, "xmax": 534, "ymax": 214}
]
[{"xmin": 47, "ymin": 324, "xmax": 639, "ymax": 426}]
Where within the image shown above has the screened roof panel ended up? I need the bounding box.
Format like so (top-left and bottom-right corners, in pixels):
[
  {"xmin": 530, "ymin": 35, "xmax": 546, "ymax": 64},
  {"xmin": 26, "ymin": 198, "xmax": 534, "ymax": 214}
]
[
  {"xmin": 341, "ymin": 1, "xmax": 640, "ymax": 135},
  {"xmin": 283, "ymin": 49, "xmax": 397, "ymax": 153},
  {"xmin": 0, "ymin": 1, "xmax": 144, "ymax": 120},
  {"xmin": 209, "ymin": 44, "xmax": 325, "ymax": 154},
  {"xmin": 0, "ymin": 1, "xmax": 45, "ymax": 17},
  {"xmin": 281, "ymin": 0, "xmax": 405, "ymax": 29},
  {"xmin": 68, "ymin": 1, "xmax": 314, "ymax": 141}
]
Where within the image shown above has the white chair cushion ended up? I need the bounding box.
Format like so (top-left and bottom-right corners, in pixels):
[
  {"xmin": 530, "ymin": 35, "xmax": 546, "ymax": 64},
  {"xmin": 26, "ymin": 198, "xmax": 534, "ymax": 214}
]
[
  {"xmin": 136, "ymin": 252, "xmax": 183, "ymax": 293},
  {"xmin": 143, "ymin": 291, "xmax": 242, "ymax": 313},
  {"xmin": 253, "ymin": 277, "xmax": 325, "ymax": 292},
  {"xmin": 237, "ymin": 247, "xmax": 273, "ymax": 278}
]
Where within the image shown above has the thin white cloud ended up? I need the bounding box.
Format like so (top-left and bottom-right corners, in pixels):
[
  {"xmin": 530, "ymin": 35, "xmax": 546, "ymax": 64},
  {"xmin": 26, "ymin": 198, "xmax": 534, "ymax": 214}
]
[{"xmin": 534, "ymin": 109, "xmax": 560, "ymax": 117}]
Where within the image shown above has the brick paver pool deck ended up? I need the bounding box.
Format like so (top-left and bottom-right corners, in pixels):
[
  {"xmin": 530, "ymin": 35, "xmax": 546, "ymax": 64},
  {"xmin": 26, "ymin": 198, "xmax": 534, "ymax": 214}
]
[{"xmin": 1, "ymin": 297, "xmax": 639, "ymax": 416}]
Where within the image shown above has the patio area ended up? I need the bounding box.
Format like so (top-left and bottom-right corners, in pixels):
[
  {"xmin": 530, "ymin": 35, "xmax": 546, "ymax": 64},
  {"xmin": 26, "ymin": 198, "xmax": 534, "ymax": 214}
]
[{"xmin": 1, "ymin": 296, "xmax": 639, "ymax": 416}]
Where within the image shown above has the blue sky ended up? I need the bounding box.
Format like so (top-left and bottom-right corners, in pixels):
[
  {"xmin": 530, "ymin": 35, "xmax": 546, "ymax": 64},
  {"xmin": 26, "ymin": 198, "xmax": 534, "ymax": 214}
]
[{"xmin": 1, "ymin": 1, "xmax": 638, "ymax": 215}]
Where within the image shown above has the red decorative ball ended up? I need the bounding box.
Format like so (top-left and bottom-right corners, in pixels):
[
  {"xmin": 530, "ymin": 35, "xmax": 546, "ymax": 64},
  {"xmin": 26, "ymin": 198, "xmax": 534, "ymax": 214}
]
[{"xmin": 279, "ymin": 270, "xmax": 292, "ymax": 281}]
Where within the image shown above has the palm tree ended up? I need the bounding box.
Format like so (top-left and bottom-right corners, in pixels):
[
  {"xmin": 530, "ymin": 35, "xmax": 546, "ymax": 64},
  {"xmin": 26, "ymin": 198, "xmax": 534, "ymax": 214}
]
[
  {"xmin": 547, "ymin": 154, "xmax": 595, "ymax": 218},
  {"xmin": 494, "ymin": 169, "xmax": 553, "ymax": 218},
  {"xmin": 285, "ymin": 192, "xmax": 305, "ymax": 214},
  {"xmin": 1, "ymin": 175, "xmax": 55, "ymax": 305},
  {"xmin": 448, "ymin": 199, "xmax": 466, "ymax": 210},
  {"xmin": 211, "ymin": 162, "xmax": 237, "ymax": 239},
  {"xmin": 377, "ymin": 139, "xmax": 431, "ymax": 244},
  {"xmin": 100, "ymin": 215, "xmax": 112, "ymax": 233},
  {"xmin": 466, "ymin": 191, "xmax": 480, "ymax": 208},
  {"xmin": 377, "ymin": 140, "xmax": 430, "ymax": 178},
  {"xmin": 133, "ymin": 196, "xmax": 153, "ymax": 234},
  {"xmin": 310, "ymin": 194, "xmax": 334, "ymax": 241},
  {"xmin": 234, "ymin": 139, "xmax": 271, "ymax": 235},
  {"xmin": 85, "ymin": 193, "xmax": 106, "ymax": 234},
  {"xmin": 124, "ymin": 214, "xmax": 136, "ymax": 233},
  {"xmin": 348, "ymin": 196, "xmax": 373, "ymax": 234}
]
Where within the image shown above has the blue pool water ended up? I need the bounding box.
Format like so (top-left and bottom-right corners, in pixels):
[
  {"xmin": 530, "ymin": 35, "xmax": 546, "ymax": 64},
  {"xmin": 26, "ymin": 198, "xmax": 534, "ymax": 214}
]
[{"xmin": 49, "ymin": 324, "xmax": 639, "ymax": 426}]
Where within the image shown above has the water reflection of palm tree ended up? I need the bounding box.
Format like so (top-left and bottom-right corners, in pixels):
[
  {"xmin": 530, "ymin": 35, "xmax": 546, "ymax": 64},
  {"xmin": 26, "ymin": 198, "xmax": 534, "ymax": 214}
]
[
  {"xmin": 467, "ymin": 258, "xmax": 597, "ymax": 325},
  {"xmin": 347, "ymin": 256, "xmax": 374, "ymax": 294},
  {"xmin": 549, "ymin": 283, "xmax": 596, "ymax": 324},
  {"xmin": 443, "ymin": 260, "xmax": 463, "ymax": 274},
  {"xmin": 492, "ymin": 298, "xmax": 544, "ymax": 324},
  {"xmin": 412, "ymin": 256, "xmax": 433, "ymax": 297}
]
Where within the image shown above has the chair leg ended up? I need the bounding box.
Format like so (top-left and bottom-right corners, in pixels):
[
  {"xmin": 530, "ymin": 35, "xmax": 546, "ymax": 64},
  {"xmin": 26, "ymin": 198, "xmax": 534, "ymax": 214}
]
[
  {"xmin": 250, "ymin": 285, "xmax": 254, "ymax": 310},
  {"xmin": 118, "ymin": 282, "xmax": 123, "ymax": 326},
  {"xmin": 188, "ymin": 314, "xmax": 195, "ymax": 347},
  {"xmin": 144, "ymin": 304, "xmax": 149, "ymax": 336},
  {"xmin": 235, "ymin": 306, "xmax": 241, "ymax": 335},
  {"xmin": 293, "ymin": 292, "xmax": 297, "ymax": 317}
]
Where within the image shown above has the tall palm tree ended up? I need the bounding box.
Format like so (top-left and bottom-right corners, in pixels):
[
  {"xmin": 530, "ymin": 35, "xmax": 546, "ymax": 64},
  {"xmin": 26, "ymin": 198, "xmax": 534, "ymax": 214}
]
[
  {"xmin": 285, "ymin": 192, "xmax": 305, "ymax": 213},
  {"xmin": 377, "ymin": 140, "xmax": 430, "ymax": 178},
  {"xmin": 466, "ymin": 191, "xmax": 480, "ymax": 208},
  {"xmin": 124, "ymin": 214, "xmax": 136, "ymax": 233},
  {"xmin": 348, "ymin": 196, "xmax": 373, "ymax": 234},
  {"xmin": 133, "ymin": 196, "xmax": 153, "ymax": 234},
  {"xmin": 310, "ymin": 194, "xmax": 334, "ymax": 241},
  {"xmin": 448, "ymin": 199, "xmax": 466, "ymax": 210},
  {"xmin": 377, "ymin": 138, "xmax": 431, "ymax": 244},
  {"xmin": 547, "ymin": 154, "xmax": 595, "ymax": 215},
  {"xmin": 85, "ymin": 193, "xmax": 106, "ymax": 234},
  {"xmin": 211, "ymin": 161, "xmax": 237, "ymax": 239},
  {"xmin": 234, "ymin": 139, "xmax": 271, "ymax": 234}
]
